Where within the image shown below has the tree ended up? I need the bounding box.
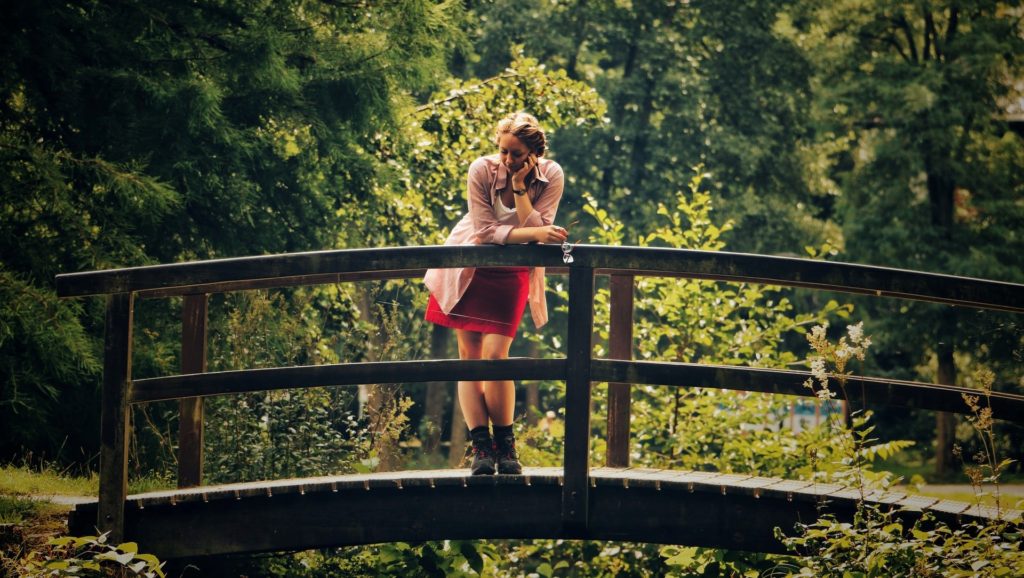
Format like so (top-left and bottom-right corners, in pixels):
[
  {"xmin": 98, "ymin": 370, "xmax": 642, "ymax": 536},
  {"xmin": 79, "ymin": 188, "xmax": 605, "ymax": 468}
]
[
  {"xmin": 461, "ymin": 0, "xmax": 838, "ymax": 255},
  {"xmin": 0, "ymin": 0, "xmax": 464, "ymax": 462},
  {"xmin": 780, "ymin": 0, "xmax": 1024, "ymax": 474}
]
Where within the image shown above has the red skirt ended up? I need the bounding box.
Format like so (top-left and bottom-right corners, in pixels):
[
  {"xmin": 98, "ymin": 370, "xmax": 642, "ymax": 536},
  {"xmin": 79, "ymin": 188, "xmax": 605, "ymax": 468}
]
[{"xmin": 425, "ymin": 267, "xmax": 530, "ymax": 338}]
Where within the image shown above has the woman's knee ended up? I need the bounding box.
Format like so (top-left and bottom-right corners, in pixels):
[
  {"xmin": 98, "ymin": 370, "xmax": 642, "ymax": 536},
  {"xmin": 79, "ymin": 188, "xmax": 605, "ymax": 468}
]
[
  {"xmin": 480, "ymin": 337, "xmax": 513, "ymax": 360},
  {"xmin": 457, "ymin": 330, "xmax": 483, "ymax": 359}
]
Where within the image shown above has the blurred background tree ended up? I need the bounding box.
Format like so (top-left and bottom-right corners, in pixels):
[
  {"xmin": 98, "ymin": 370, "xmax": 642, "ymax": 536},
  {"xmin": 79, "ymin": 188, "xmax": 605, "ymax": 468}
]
[{"xmin": 0, "ymin": 0, "xmax": 465, "ymax": 463}]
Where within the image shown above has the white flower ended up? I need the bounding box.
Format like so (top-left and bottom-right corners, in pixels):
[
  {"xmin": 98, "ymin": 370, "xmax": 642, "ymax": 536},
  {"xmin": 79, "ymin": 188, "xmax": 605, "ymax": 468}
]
[
  {"xmin": 847, "ymin": 322, "xmax": 864, "ymax": 344},
  {"xmin": 810, "ymin": 357, "xmax": 827, "ymax": 381}
]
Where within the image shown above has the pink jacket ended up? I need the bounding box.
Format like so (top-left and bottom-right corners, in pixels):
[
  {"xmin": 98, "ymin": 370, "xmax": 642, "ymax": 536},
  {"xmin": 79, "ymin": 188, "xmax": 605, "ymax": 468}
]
[{"xmin": 424, "ymin": 154, "xmax": 565, "ymax": 329}]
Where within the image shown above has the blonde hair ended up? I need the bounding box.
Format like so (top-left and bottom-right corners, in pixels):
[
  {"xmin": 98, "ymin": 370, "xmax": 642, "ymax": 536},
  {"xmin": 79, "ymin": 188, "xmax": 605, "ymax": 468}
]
[{"xmin": 494, "ymin": 112, "xmax": 547, "ymax": 156}]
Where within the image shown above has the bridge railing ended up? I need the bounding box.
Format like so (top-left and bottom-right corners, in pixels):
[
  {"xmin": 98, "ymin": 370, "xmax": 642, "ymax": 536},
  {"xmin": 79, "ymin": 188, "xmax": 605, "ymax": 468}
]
[{"xmin": 55, "ymin": 244, "xmax": 1024, "ymax": 541}]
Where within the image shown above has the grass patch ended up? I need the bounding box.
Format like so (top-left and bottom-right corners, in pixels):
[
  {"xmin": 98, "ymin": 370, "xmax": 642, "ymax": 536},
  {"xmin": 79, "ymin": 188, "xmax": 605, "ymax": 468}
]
[
  {"xmin": 0, "ymin": 465, "xmax": 97, "ymax": 498},
  {"xmin": 1, "ymin": 464, "xmax": 176, "ymax": 499},
  {"xmin": 910, "ymin": 488, "xmax": 1024, "ymax": 512},
  {"xmin": 876, "ymin": 450, "xmax": 1024, "ymax": 486},
  {"xmin": 0, "ymin": 496, "xmax": 39, "ymax": 524}
]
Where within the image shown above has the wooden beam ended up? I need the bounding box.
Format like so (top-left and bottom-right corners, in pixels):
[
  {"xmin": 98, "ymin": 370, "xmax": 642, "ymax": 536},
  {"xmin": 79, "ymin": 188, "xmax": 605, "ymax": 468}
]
[
  {"xmin": 591, "ymin": 360, "xmax": 1024, "ymax": 423},
  {"xmin": 586, "ymin": 246, "xmax": 1024, "ymax": 313},
  {"xmin": 563, "ymin": 263, "xmax": 595, "ymax": 536},
  {"xmin": 56, "ymin": 245, "xmax": 1024, "ymax": 314},
  {"xmin": 606, "ymin": 274, "xmax": 634, "ymax": 468},
  {"xmin": 130, "ymin": 358, "xmax": 567, "ymax": 404},
  {"xmin": 56, "ymin": 245, "xmax": 565, "ymax": 298},
  {"xmin": 66, "ymin": 468, "xmax": 1014, "ymax": 559},
  {"xmin": 177, "ymin": 294, "xmax": 207, "ymax": 489},
  {"xmin": 97, "ymin": 293, "xmax": 134, "ymax": 542}
]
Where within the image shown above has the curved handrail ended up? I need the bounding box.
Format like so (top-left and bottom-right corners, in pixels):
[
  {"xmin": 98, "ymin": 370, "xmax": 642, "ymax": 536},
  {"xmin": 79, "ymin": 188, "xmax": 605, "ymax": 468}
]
[{"xmin": 56, "ymin": 244, "xmax": 1024, "ymax": 312}]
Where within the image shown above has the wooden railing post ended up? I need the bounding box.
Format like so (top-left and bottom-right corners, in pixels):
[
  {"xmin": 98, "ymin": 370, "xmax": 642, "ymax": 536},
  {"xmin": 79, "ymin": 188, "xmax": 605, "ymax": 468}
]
[
  {"xmin": 98, "ymin": 292, "xmax": 133, "ymax": 542},
  {"xmin": 178, "ymin": 293, "xmax": 208, "ymax": 488},
  {"xmin": 563, "ymin": 263, "xmax": 594, "ymax": 536},
  {"xmin": 606, "ymin": 274, "xmax": 634, "ymax": 467}
]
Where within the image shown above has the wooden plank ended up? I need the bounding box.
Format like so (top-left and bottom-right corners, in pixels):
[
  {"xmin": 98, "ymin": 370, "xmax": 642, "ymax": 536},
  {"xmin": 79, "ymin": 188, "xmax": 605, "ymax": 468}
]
[
  {"xmin": 97, "ymin": 293, "xmax": 134, "ymax": 542},
  {"xmin": 562, "ymin": 264, "xmax": 594, "ymax": 535},
  {"xmin": 606, "ymin": 274, "xmax": 634, "ymax": 468},
  {"xmin": 131, "ymin": 358, "xmax": 566, "ymax": 403},
  {"xmin": 177, "ymin": 294, "xmax": 207, "ymax": 489},
  {"xmin": 69, "ymin": 468, "xmax": 1014, "ymax": 558},
  {"xmin": 897, "ymin": 495, "xmax": 940, "ymax": 511},
  {"xmin": 927, "ymin": 499, "xmax": 971, "ymax": 515},
  {"xmin": 591, "ymin": 360, "xmax": 1024, "ymax": 423}
]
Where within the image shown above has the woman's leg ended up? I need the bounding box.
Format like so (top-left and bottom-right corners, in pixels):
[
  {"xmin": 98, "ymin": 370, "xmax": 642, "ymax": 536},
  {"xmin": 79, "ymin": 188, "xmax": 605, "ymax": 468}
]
[
  {"xmin": 480, "ymin": 333, "xmax": 516, "ymax": 426},
  {"xmin": 481, "ymin": 332, "xmax": 522, "ymax": 474},
  {"xmin": 455, "ymin": 329, "xmax": 487, "ymax": 428}
]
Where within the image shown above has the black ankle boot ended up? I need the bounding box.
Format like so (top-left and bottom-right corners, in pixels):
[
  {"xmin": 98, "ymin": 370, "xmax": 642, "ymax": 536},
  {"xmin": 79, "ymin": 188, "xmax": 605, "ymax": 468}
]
[
  {"xmin": 492, "ymin": 424, "xmax": 522, "ymax": 475},
  {"xmin": 468, "ymin": 426, "xmax": 495, "ymax": 476}
]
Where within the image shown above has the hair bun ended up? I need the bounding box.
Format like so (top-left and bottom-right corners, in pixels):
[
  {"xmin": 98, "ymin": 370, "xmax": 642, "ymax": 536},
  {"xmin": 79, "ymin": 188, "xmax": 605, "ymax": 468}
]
[{"xmin": 495, "ymin": 112, "xmax": 547, "ymax": 156}]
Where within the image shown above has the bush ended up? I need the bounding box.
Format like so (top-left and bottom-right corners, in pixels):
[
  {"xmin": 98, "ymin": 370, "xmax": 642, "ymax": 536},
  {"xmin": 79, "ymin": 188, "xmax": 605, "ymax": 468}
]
[{"xmin": 18, "ymin": 533, "xmax": 164, "ymax": 578}]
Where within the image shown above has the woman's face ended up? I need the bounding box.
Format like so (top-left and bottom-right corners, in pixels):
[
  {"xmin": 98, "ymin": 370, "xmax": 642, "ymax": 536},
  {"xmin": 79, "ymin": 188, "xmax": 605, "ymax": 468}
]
[{"xmin": 498, "ymin": 133, "xmax": 531, "ymax": 173}]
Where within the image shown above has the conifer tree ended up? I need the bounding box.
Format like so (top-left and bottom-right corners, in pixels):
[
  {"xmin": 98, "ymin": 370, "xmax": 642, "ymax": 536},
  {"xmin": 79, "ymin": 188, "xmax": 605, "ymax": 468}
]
[{"xmin": 0, "ymin": 0, "xmax": 464, "ymax": 460}]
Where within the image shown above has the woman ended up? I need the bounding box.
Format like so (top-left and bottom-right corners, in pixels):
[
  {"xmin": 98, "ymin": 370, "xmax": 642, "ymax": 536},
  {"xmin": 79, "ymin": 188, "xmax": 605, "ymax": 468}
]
[{"xmin": 423, "ymin": 112, "xmax": 568, "ymax": 475}]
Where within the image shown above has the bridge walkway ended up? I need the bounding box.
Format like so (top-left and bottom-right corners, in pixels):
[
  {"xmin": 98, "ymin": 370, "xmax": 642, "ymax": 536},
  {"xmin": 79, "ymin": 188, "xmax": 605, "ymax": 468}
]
[{"xmin": 68, "ymin": 467, "xmax": 1021, "ymax": 559}]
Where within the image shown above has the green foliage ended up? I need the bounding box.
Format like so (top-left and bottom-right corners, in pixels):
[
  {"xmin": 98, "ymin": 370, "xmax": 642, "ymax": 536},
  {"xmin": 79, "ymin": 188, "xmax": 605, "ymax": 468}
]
[
  {"xmin": 18, "ymin": 534, "xmax": 164, "ymax": 578},
  {"xmin": 583, "ymin": 171, "xmax": 861, "ymax": 479},
  {"xmin": 463, "ymin": 0, "xmax": 838, "ymax": 254},
  {"xmin": 1, "ymin": 0, "xmax": 466, "ymax": 464},
  {"xmin": 776, "ymin": 328, "xmax": 1022, "ymax": 576},
  {"xmin": 0, "ymin": 465, "xmax": 97, "ymax": 500},
  {"xmin": 194, "ymin": 541, "xmax": 500, "ymax": 577},
  {"xmin": 660, "ymin": 545, "xmax": 783, "ymax": 578},
  {"xmin": 779, "ymin": 0, "xmax": 1024, "ymax": 469},
  {"xmin": 0, "ymin": 270, "xmax": 99, "ymax": 450},
  {"xmin": 779, "ymin": 509, "xmax": 1023, "ymax": 577},
  {"xmin": 375, "ymin": 50, "xmax": 606, "ymax": 245},
  {"xmin": 202, "ymin": 289, "xmax": 368, "ymax": 483},
  {"xmin": 0, "ymin": 495, "xmax": 39, "ymax": 525}
]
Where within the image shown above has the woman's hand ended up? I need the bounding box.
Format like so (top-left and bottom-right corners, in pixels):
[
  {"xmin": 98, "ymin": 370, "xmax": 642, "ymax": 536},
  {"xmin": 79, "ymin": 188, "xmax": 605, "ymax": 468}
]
[
  {"xmin": 511, "ymin": 154, "xmax": 537, "ymax": 191},
  {"xmin": 534, "ymin": 224, "xmax": 569, "ymax": 244}
]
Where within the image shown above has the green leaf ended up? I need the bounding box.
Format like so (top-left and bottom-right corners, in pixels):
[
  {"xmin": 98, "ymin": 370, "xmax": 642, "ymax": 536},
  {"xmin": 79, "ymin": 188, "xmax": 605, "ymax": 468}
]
[
  {"xmin": 458, "ymin": 541, "xmax": 484, "ymax": 574},
  {"xmin": 664, "ymin": 546, "xmax": 698, "ymax": 567},
  {"xmin": 910, "ymin": 529, "xmax": 931, "ymax": 541}
]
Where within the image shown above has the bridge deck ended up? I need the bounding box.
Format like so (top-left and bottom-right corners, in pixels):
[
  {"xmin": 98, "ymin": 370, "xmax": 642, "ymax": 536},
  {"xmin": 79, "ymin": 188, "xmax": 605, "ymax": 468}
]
[{"xmin": 68, "ymin": 467, "xmax": 1020, "ymax": 559}]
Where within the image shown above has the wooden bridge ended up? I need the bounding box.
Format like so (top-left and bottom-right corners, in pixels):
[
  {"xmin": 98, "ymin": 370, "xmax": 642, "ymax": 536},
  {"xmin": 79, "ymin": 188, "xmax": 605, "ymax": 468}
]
[{"xmin": 56, "ymin": 244, "xmax": 1024, "ymax": 559}]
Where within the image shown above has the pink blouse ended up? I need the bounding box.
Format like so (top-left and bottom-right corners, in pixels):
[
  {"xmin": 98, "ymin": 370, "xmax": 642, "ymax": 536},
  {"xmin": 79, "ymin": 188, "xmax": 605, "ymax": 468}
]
[{"xmin": 423, "ymin": 154, "xmax": 565, "ymax": 329}]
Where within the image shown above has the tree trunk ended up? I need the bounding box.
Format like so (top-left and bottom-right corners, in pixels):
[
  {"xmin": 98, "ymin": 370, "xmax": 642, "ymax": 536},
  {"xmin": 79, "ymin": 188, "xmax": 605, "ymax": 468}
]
[
  {"xmin": 935, "ymin": 345, "xmax": 957, "ymax": 476},
  {"xmin": 924, "ymin": 142, "xmax": 957, "ymax": 478},
  {"xmin": 358, "ymin": 286, "xmax": 401, "ymax": 472},
  {"xmin": 448, "ymin": 395, "xmax": 467, "ymax": 468},
  {"xmin": 422, "ymin": 324, "xmax": 449, "ymax": 456},
  {"xmin": 526, "ymin": 340, "xmax": 540, "ymax": 426}
]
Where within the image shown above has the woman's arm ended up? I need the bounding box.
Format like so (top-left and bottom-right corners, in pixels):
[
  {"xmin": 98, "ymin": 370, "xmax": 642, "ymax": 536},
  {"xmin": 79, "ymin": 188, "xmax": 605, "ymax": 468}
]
[
  {"xmin": 504, "ymin": 160, "xmax": 567, "ymax": 244},
  {"xmin": 466, "ymin": 157, "xmax": 568, "ymax": 245},
  {"xmin": 466, "ymin": 158, "xmax": 515, "ymax": 244},
  {"xmin": 505, "ymin": 226, "xmax": 568, "ymax": 244}
]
